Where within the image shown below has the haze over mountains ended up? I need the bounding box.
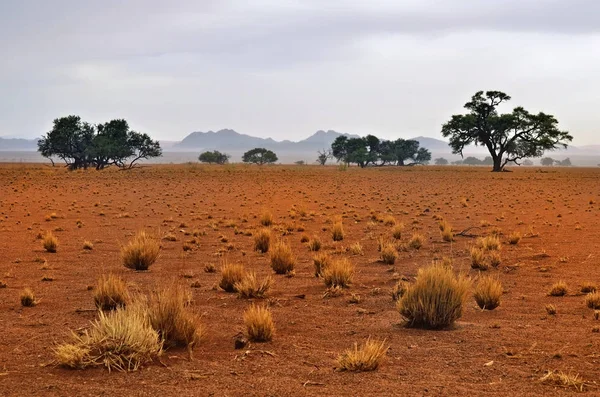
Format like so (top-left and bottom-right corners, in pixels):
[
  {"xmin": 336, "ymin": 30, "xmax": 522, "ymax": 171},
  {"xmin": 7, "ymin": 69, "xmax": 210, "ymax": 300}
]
[{"xmin": 1, "ymin": 129, "xmax": 598, "ymax": 165}]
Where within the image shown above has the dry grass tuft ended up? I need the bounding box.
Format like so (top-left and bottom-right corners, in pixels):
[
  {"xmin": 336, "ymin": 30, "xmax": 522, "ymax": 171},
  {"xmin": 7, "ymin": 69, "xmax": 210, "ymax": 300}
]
[
  {"xmin": 540, "ymin": 370, "xmax": 587, "ymax": 392},
  {"xmin": 473, "ymin": 276, "xmax": 502, "ymax": 310},
  {"xmin": 254, "ymin": 228, "xmax": 271, "ymax": 253},
  {"xmin": 391, "ymin": 281, "xmax": 408, "ymax": 301},
  {"xmin": 20, "ymin": 288, "xmax": 37, "ymax": 307},
  {"xmin": 42, "ymin": 232, "xmax": 59, "ymax": 253},
  {"xmin": 332, "ymin": 221, "xmax": 344, "ymax": 241},
  {"xmin": 549, "ymin": 281, "xmax": 568, "ymax": 297},
  {"xmin": 83, "ymin": 240, "xmax": 94, "ymax": 250},
  {"xmin": 508, "ymin": 232, "xmax": 522, "ymax": 245},
  {"xmin": 147, "ymin": 285, "xmax": 203, "ymax": 350},
  {"xmin": 585, "ymin": 292, "xmax": 600, "ymax": 309},
  {"xmin": 391, "ymin": 224, "xmax": 404, "ymax": 240},
  {"xmin": 383, "ymin": 215, "xmax": 396, "ymax": 226},
  {"xmin": 336, "ymin": 338, "xmax": 388, "ymax": 372},
  {"xmin": 580, "ymin": 282, "xmax": 597, "ymax": 294},
  {"xmin": 260, "ymin": 211, "xmax": 273, "ymax": 226},
  {"xmin": 269, "ymin": 240, "xmax": 295, "ymax": 274},
  {"xmin": 477, "ymin": 235, "xmax": 501, "ymax": 251},
  {"xmin": 545, "ymin": 304, "xmax": 557, "ymax": 315},
  {"xmin": 313, "ymin": 253, "xmax": 332, "ymax": 277},
  {"xmin": 235, "ymin": 272, "xmax": 273, "ymax": 298},
  {"xmin": 243, "ymin": 304, "xmax": 274, "ymax": 342},
  {"xmin": 93, "ymin": 274, "xmax": 130, "ymax": 310},
  {"xmin": 470, "ymin": 247, "xmax": 488, "ymax": 270},
  {"xmin": 397, "ymin": 263, "xmax": 470, "ymax": 329},
  {"xmin": 219, "ymin": 262, "xmax": 245, "ymax": 292},
  {"xmin": 380, "ymin": 243, "xmax": 397, "ymax": 265},
  {"xmin": 408, "ymin": 233, "xmax": 424, "ymax": 250},
  {"xmin": 121, "ymin": 231, "xmax": 160, "ymax": 271},
  {"xmin": 348, "ymin": 242, "xmax": 364, "ymax": 255},
  {"xmin": 322, "ymin": 258, "xmax": 354, "ymax": 288},
  {"xmin": 439, "ymin": 220, "xmax": 454, "ymax": 242},
  {"xmin": 308, "ymin": 236, "xmax": 322, "ymax": 251},
  {"xmin": 55, "ymin": 306, "xmax": 162, "ymax": 371}
]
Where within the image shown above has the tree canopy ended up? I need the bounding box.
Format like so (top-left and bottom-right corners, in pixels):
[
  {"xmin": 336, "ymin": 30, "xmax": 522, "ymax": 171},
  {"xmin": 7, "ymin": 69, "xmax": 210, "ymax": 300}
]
[
  {"xmin": 441, "ymin": 91, "xmax": 572, "ymax": 172},
  {"xmin": 198, "ymin": 150, "xmax": 230, "ymax": 164},
  {"xmin": 242, "ymin": 148, "xmax": 278, "ymax": 165},
  {"xmin": 38, "ymin": 115, "xmax": 162, "ymax": 170},
  {"xmin": 331, "ymin": 135, "xmax": 431, "ymax": 168}
]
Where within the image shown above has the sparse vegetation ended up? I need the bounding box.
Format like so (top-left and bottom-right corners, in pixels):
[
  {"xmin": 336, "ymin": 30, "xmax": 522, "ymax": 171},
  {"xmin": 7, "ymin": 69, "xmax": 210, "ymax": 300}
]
[
  {"xmin": 380, "ymin": 243, "xmax": 397, "ymax": 264},
  {"xmin": 322, "ymin": 258, "xmax": 354, "ymax": 288},
  {"xmin": 243, "ymin": 304, "xmax": 274, "ymax": 342},
  {"xmin": 269, "ymin": 240, "xmax": 295, "ymax": 274},
  {"xmin": 336, "ymin": 338, "xmax": 388, "ymax": 372},
  {"xmin": 254, "ymin": 228, "xmax": 271, "ymax": 253},
  {"xmin": 121, "ymin": 231, "xmax": 160, "ymax": 271},
  {"xmin": 473, "ymin": 277, "xmax": 502, "ymax": 310},
  {"xmin": 42, "ymin": 232, "xmax": 59, "ymax": 253},
  {"xmin": 219, "ymin": 262, "xmax": 245, "ymax": 292},
  {"xmin": 313, "ymin": 253, "xmax": 331, "ymax": 277},
  {"xmin": 235, "ymin": 272, "xmax": 273, "ymax": 298},
  {"xmin": 549, "ymin": 281, "xmax": 568, "ymax": 297},
  {"xmin": 93, "ymin": 274, "xmax": 130, "ymax": 310},
  {"xmin": 20, "ymin": 288, "xmax": 37, "ymax": 307},
  {"xmin": 332, "ymin": 221, "xmax": 344, "ymax": 241}
]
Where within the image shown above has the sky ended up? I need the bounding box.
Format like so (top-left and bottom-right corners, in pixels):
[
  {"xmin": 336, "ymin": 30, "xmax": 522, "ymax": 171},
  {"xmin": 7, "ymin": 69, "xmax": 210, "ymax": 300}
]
[{"xmin": 1, "ymin": 0, "xmax": 599, "ymax": 145}]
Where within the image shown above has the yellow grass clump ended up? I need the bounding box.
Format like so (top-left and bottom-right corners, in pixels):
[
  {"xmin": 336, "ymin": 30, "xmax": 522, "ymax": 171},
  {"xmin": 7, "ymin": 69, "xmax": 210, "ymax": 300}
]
[
  {"xmin": 244, "ymin": 304, "xmax": 274, "ymax": 342},
  {"xmin": 147, "ymin": 285, "xmax": 203, "ymax": 350},
  {"xmin": 55, "ymin": 306, "xmax": 162, "ymax": 371},
  {"xmin": 260, "ymin": 211, "xmax": 273, "ymax": 226},
  {"xmin": 391, "ymin": 224, "xmax": 404, "ymax": 240},
  {"xmin": 332, "ymin": 221, "xmax": 344, "ymax": 241},
  {"xmin": 548, "ymin": 281, "xmax": 568, "ymax": 297},
  {"xmin": 93, "ymin": 274, "xmax": 130, "ymax": 310},
  {"xmin": 121, "ymin": 231, "xmax": 160, "ymax": 271},
  {"xmin": 540, "ymin": 370, "xmax": 587, "ymax": 392},
  {"xmin": 477, "ymin": 235, "xmax": 501, "ymax": 251},
  {"xmin": 322, "ymin": 258, "xmax": 354, "ymax": 288},
  {"xmin": 508, "ymin": 231, "xmax": 521, "ymax": 245},
  {"xmin": 42, "ymin": 232, "xmax": 59, "ymax": 253},
  {"xmin": 313, "ymin": 252, "xmax": 332, "ymax": 277},
  {"xmin": 380, "ymin": 243, "xmax": 397, "ymax": 265},
  {"xmin": 473, "ymin": 276, "xmax": 502, "ymax": 310},
  {"xmin": 470, "ymin": 247, "xmax": 488, "ymax": 270},
  {"xmin": 397, "ymin": 263, "xmax": 470, "ymax": 329},
  {"xmin": 235, "ymin": 272, "xmax": 273, "ymax": 298},
  {"xmin": 336, "ymin": 338, "xmax": 388, "ymax": 372},
  {"xmin": 219, "ymin": 262, "xmax": 245, "ymax": 292},
  {"xmin": 254, "ymin": 228, "xmax": 271, "ymax": 253},
  {"xmin": 308, "ymin": 236, "xmax": 322, "ymax": 251},
  {"xmin": 585, "ymin": 292, "xmax": 600, "ymax": 309},
  {"xmin": 439, "ymin": 220, "xmax": 454, "ymax": 242},
  {"xmin": 269, "ymin": 240, "xmax": 295, "ymax": 274},
  {"xmin": 20, "ymin": 288, "xmax": 37, "ymax": 307},
  {"xmin": 408, "ymin": 233, "xmax": 424, "ymax": 250}
]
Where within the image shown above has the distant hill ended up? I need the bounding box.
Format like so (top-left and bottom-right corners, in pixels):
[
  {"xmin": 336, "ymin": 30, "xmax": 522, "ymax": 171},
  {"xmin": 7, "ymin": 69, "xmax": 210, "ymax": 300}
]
[
  {"xmin": 172, "ymin": 129, "xmax": 360, "ymax": 152},
  {"xmin": 0, "ymin": 137, "xmax": 38, "ymax": 151}
]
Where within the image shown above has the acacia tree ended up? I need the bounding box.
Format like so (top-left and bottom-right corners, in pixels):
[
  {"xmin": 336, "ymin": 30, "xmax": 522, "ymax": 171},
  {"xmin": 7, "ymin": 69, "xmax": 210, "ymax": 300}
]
[
  {"xmin": 242, "ymin": 148, "xmax": 278, "ymax": 165},
  {"xmin": 434, "ymin": 157, "xmax": 449, "ymax": 165},
  {"xmin": 316, "ymin": 149, "xmax": 332, "ymax": 165},
  {"xmin": 38, "ymin": 115, "xmax": 95, "ymax": 170},
  {"xmin": 331, "ymin": 135, "xmax": 431, "ymax": 167},
  {"xmin": 199, "ymin": 150, "xmax": 230, "ymax": 164},
  {"xmin": 540, "ymin": 157, "xmax": 555, "ymax": 166},
  {"xmin": 441, "ymin": 91, "xmax": 572, "ymax": 172}
]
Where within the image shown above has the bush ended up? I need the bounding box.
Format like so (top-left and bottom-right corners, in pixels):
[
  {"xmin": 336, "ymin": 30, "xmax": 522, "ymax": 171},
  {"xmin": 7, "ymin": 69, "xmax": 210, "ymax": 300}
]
[
  {"xmin": 476, "ymin": 236, "xmax": 501, "ymax": 251},
  {"xmin": 397, "ymin": 263, "xmax": 470, "ymax": 329},
  {"xmin": 548, "ymin": 281, "xmax": 568, "ymax": 297},
  {"xmin": 235, "ymin": 272, "xmax": 273, "ymax": 298},
  {"xmin": 147, "ymin": 285, "xmax": 202, "ymax": 350},
  {"xmin": 42, "ymin": 232, "xmax": 58, "ymax": 253},
  {"xmin": 93, "ymin": 274, "xmax": 130, "ymax": 310},
  {"xmin": 313, "ymin": 253, "xmax": 331, "ymax": 277},
  {"xmin": 322, "ymin": 258, "xmax": 354, "ymax": 288},
  {"xmin": 55, "ymin": 306, "xmax": 162, "ymax": 371},
  {"xmin": 336, "ymin": 338, "xmax": 388, "ymax": 372},
  {"xmin": 254, "ymin": 228, "xmax": 271, "ymax": 253},
  {"xmin": 585, "ymin": 292, "xmax": 600, "ymax": 309},
  {"xmin": 473, "ymin": 276, "xmax": 502, "ymax": 310},
  {"xmin": 470, "ymin": 247, "xmax": 488, "ymax": 270},
  {"xmin": 508, "ymin": 232, "xmax": 521, "ymax": 245},
  {"xmin": 380, "ymin": 243, "xmax": 397, "ymax": 265},
  {"xmin": 332, "ymin": 221, "xmax": 344, "ymax": 241},
  {"xmin": 581, "ymin": 282, "xmax": 597, "ymax": 294},
  {"xmin": 219, "ymin": 262, "xmax": 245, "ymax": 292},
  {"xmin": 244, "ymin": 304, "xmax": 274, "ymax": 342},
  {"xmin": 269, "ymin": 241, "xmax": 295, "ymax": 274},
  {"xmin": 20, "ymin": 288, "xmax": 37, "ymax": 307},
  {"xmin": 121, "ymin": 231, "xmax": 160, "ymax": 271}
]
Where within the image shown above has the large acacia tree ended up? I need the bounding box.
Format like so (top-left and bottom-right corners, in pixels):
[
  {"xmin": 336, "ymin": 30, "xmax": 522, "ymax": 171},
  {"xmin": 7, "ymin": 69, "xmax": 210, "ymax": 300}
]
[
  {"xmin": 441, "ymin": 91, "xmax": 572, "ymax": 172},
  {"xmin": 242, "ymin": 148, "xmax": 278, "ymax": 165},
  {"xmin": 331, "ymin": 135, "xmax": 431, "ymax": 167}
]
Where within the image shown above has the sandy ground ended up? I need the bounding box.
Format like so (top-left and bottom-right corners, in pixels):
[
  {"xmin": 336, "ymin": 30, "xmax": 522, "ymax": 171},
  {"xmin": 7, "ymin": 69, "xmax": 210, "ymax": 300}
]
[{"xmin": 0, "ymin": 163, "xmax": 599, "ymax": 396}]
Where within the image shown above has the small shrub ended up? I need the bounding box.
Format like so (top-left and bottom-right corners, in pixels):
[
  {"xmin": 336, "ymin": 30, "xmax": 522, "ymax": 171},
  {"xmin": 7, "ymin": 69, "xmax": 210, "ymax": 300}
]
[
  {"xmin": 508, "ymin": 232, "xmax": 521, "ymax": 245},
  {"xmin": 549, "ymin": 281, "xmax": 568, "ymax": 297},
  {"xmin": 580, "ymin": 282, "xmax": 597, "ymax": 294},
  {"xmin": 20, "ymin": 288, "xmax": 37, "ymax": 307},
  {"xmin": 260, "ymin": 211, "xmax": 273, "ymax": 226},
  {"xmin": 121, "ymin": 231, "xmax": 160, "ymax": 271},
  {"xmin": 235, "ymin": 272, "xmax": 273, "ymax": 298},
  {"xmin": 408, "ymin": 233, "xmax": 424, "ymax": 250},
  {"xmin": 219, "ymin": 262, "xmax": 245, "ymax": 292},
  {"xmin": 332, "ymin": 221, "xmax": 344, "ymax": 241},
  {"xmin": 336, "ymin": 338, "xmax": 388, "ymax": 372},
  {"xmin": 585, "ymin": 292, "xmax": 600, "ymax": 309},
  {"xmin": 380, "ymin": 243, "xmax": 397, "ymax": 264},
  {"xmin": 55, "ymin": 306, "xmax": 162, "ymax": 371},
  {"xmin": 473, "ymin": 277, "xmax": 502, "ymax": 310},
  {"xmin": 322, "ymin": 258, "xmax": 354, "ymax": 288},
  {"xmin": 313, "ymin": 253, "xmax": 331, "ymax": 277},
  {"xmin": 254, "ymin": 228, "xmax": 271, "ymax": 253},
  {"xmin": 269, "ymin": 241, "xmax": 295, "ymax": 274},
  {"xmin": 93, "ymin": 274, "xmax": 130, "ymax": 310},
  {"xmin": 477, "ymin": 236, "xmax": 501, "ymax": 251},
  {"xmin": 244, "ymin": 304, "xmax": 274, "ymax": 342},
  {"xmin": 308, "ymin": 236, "xmax": 322, "ymax": 252},
  {"xmin": 397, "ymin": 263, "xmax": 470, "ymax": 329},
  {"xmin": 42, "ymin": 232, "xmax": 58, "ymax": 253},
  {"xmin": 470, "ymin": 247, "xmax": 487, "ymax": 270},
  {"xmin": 147, "ymin": 285, "xmax": 202, "ymax": 350},
  {"xmin": 391, "ymin": 224, "xmax": 404, "ymax": 240}
]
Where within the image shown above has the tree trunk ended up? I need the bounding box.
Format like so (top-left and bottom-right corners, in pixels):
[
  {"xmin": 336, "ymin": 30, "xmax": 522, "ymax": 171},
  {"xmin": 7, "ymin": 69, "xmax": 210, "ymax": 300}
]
[{"xmin": 492, "ymin": 156, "xmax": 503, "ymax": 172}]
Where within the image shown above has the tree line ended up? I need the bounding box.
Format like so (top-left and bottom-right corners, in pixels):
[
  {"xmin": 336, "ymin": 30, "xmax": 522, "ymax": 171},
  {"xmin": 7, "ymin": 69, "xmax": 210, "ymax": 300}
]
[{"xmin": 38, "ymin": 115, "xmax": 162, "ymax": 170}]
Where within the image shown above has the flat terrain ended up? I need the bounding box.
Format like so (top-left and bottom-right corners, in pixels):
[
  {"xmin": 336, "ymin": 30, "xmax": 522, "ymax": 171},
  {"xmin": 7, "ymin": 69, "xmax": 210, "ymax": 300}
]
[{"xmin": 1, "ymin": 164, "xmax": 599, "ymax": 396}]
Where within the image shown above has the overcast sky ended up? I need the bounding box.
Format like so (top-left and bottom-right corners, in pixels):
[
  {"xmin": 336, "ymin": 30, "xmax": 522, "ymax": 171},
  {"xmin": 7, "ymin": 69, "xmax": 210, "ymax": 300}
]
[{"xmin": 1, "ymin": 0, "xmax": 599, "ymax": 145}]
